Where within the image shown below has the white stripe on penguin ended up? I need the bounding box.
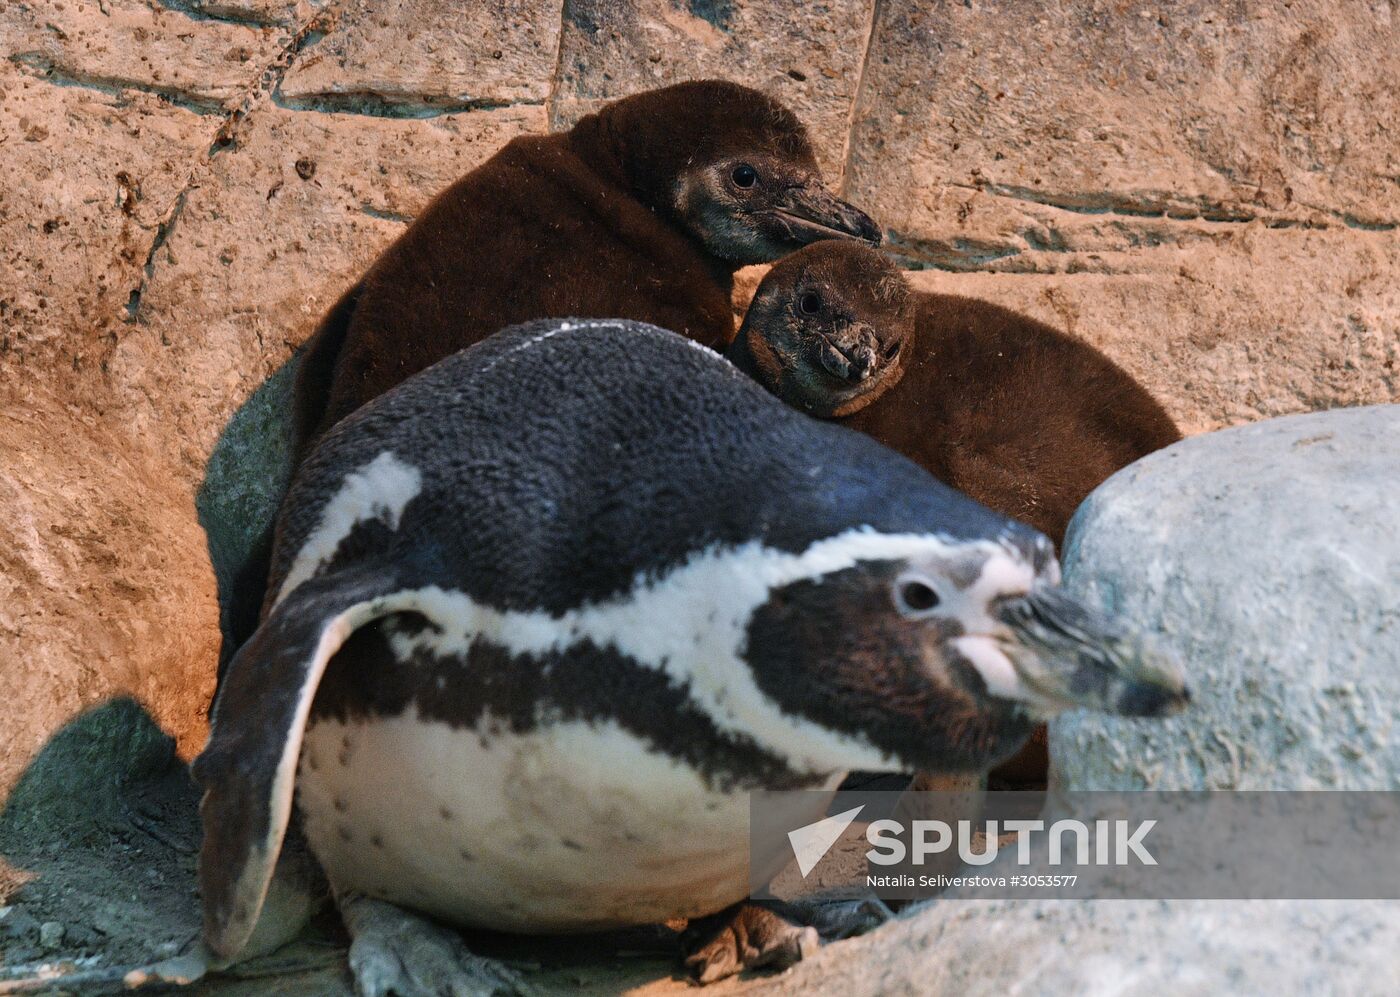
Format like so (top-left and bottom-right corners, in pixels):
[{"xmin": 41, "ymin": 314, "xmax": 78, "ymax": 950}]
[
  {"xmin": 364, "ymin": 528, "xmax": 1036, "ymax": 777},
  {"xmin": 275, "ymin": 452, "xmax": 423, "ymax": 607}
]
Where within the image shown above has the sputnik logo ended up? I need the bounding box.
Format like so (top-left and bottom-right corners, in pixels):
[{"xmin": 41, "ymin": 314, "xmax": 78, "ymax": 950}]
[{"xmin": 787, "ymin": 805, "xmax": 865, "ymax": 878}]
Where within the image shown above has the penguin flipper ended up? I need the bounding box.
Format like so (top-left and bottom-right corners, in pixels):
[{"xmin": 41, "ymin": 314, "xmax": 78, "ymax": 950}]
[{"xmin": 193, "ymin": 569, "xmax": 401, "ymax": 962}]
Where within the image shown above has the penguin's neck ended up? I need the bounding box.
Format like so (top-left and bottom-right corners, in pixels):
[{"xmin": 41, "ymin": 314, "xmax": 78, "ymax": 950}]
[
  {"xmin": 723, "ymin": 327, "xmax": 766, "ymax": 385},
  {"xmin": 912, "ymin": 293, "xmax": 961, "ymax": 355},
  {"xmin": 567, "ymin": 112, "xmax": 737, "ymax": 281},
  {"xmin": 565, "ymin": 114, "xmax": 630, "ymax": 192},
  {"xmin": 840, "ymin": 297, "xmax": 953, "ymax": 439}
]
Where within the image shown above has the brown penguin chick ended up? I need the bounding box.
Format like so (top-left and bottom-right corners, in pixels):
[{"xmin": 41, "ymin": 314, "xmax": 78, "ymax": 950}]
[
  {"xmin": 728, "ymin": 241, "xmax": 915, "ymax": 418},
  {"xmin": 293, "ymin": 80, "xmax": 882, "ymax": 455},
  {"xmin": 727, "ymin": 241, "xmax": 1181, "ymax": 548},
  {"xmin": 728, "ymin": 242, "xmax": 1182, "ymax": 787}
]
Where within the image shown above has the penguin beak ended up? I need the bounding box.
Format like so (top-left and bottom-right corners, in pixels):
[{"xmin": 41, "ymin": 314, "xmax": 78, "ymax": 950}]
[
  {"xmin": 975, "ymin": 586, "xmax": 1190, "ymax": 719},
  {"xmin": 817, "ymin": 324, "xmax": 881, "ymax": 383},
  {"xmin": 765, "ymin": 184, "xmax": 883, "ymax": 246}
]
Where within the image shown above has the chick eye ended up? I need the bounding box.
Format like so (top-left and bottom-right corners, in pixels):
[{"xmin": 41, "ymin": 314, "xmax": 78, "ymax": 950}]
[
  {"xmin": 894, "ymin": 578, "xmax": 941, "ymax": 615},
  {"xmin": 798, "ymin": 292, "xmax": 823, "ymax": 315},
  {"xmin": 731, "ymin": 164, "xmax": 758, "ymax": 189}
]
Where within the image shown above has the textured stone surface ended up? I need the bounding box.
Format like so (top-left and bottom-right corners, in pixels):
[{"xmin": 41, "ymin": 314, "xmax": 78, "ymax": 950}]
[
  {"xmin": 551, "ymin": 0, "xmax": 876, "ymax": 182},
  {"xmin": 0, "ymin": 59, "xmax": 211, "ymax": 369},
  {"xmin": 0, "ymin": 389, "xmax": 217, "ymax": 802},
  {"xmin": 847, "ymin": 0, "xmax": 1400, "ymax": 256},
  {"xmin": 1053, "ymin": 405, "xmax": 1400, "ymax": 791},
  {"xmin": 279, "ymin": 0, "xmax": 565, "ymax": 111},
  {"xmin": 5, "ymin": 0, "xmax": 285, "ymax": 110},
  {"xmin": 844, "ymin": 0, "xmax": 1400, "ymax": 434},
  {"xmin": 0, "ymin": 57, "xmax": 224, "ymax": 789}
]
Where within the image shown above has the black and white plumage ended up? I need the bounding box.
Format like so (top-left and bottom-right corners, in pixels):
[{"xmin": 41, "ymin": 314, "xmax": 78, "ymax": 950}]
[{"xmin": 196, "ymin": 319, "xmax": 1187, "ymax": 980}]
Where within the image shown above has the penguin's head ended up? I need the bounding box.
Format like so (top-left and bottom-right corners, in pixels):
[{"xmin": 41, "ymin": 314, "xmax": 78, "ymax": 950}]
[
  {"xmin": 728, "ymin": 241, "xmax": 914, "ymax": 416},
  {"xmin": 573, "ymin": 81, "xmax": 882, "ymax": 265},
  {"xmin": 739, "ymin": 528, "xmax": 1189, "ymax": 775}
]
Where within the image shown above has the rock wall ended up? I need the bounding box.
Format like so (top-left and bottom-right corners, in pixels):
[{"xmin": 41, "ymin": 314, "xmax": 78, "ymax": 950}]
[{"xmin": 1, "ymin": 0, "xmax": 1397, "ymax": 793}]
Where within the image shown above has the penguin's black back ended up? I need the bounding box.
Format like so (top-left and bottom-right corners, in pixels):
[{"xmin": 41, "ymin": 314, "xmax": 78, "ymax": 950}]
[{"xmin": 273, "ymin": 319, "xmax": 1031, "ymax": 616}]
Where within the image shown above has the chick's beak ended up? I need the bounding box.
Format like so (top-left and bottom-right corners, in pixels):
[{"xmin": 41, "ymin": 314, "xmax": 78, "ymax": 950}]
[
  {"xmin": 766, "ymin": 184, "xmax": 882, "ymax": 246},
  {"xmin": 817, "ymin": 323, "xmax": 881, "ymax": 383},
  {"xmin": 988, "ymin": 586, "xmax": 1190, "ymax": 719}
]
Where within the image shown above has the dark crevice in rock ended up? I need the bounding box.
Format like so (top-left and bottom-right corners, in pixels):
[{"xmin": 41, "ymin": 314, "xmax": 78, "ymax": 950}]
[
  {"xmin": 1021, "ymin": 226, "xmax": 1071, "ymax": 253},
  {"xmin": 1261, "ymin": 217, "xmax": 1328, "ymax": 231},
  {"xmin": 359, "ymin": 204, "xmax": 414, "ymax": 224},
  {"xmin": 969, "ymin": 181, "xmax": 1259, "ymax": 223},
  {"xmin": 838, "ymin": 0, "xmax": 881, "ymax": 196},
  {"xmin": 272, "ymin": 89, "xmax": 541, "ymax": 119},
  {"xmin": 885, "ymin": 231, "xmax": 1152, "ymax": 278},
  {"xmin": 545, "ymin": 0, "xmax": 574, "ymax": 132},
  {"xmin": 884, "ymin": 230, "xmax": 1026, "ymax": 272},
  {"xmin": 686, "ymin": 0, "xmax": 735, "ymax": 31},
  {"xmin": 149, "ymin": 0, "xmax": 290, "ymax": 29},
  {"xmin": 7, "ymin": 52, "xmax": 229, "ymax": 115},
  {"xmin": 125, "ymin": 186, "xmax": 193, "ymax": 324},
  {"xmin": 1335, "ymin": 213, "xmax": 1398, "ymax": 232},
  {"xmin": 264, "ymin": 1, "xmax": 549, "ymax": 124},
  {"xmin": 963, "ymin": 182, "xmax": 1399, "ymax": 233},
  {"xmin": 562, "ymin": 0, "xmax": 601, "ymax": 35},
  {"xmin": 206, "ymin": 6, "xmax": 343, "ymax": 157}
]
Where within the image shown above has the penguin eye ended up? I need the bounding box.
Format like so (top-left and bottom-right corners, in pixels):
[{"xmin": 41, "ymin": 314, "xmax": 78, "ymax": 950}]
[
  {"xmin": 894, "ymin": 578, "xmax": 941, "ymax": 615},
  {"xmin": 798, "ymin": 292, "xmax": 823, "ymax": 315},
  {"xmin": 731, "ymin": 164, "xmax": 758, "ymax": 189}
]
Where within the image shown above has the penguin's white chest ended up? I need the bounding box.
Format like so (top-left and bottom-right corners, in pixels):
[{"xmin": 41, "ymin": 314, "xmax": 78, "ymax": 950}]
[{"xmin": 297, "ymin": 712, "xmax": 785, "ymax": 933}]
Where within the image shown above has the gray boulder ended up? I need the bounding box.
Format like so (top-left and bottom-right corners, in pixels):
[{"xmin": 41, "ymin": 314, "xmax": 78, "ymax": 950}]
[
  {"xmin": 765, "ymin": 899, "xmax": 1400, "ymax": 996},
  {"xmin": 1054, "ymin": 403, "xmax": 1400, "ymax": 791}
]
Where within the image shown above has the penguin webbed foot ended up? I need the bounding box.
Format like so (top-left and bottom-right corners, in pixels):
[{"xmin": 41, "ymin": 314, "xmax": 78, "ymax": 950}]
[
  {"xmin": 340, "ymin": 895, "xmax": 530, "ymax": 997},
  {"xmin": 679, "ymin": 901, "xmax": 819, "ymax": 985}
]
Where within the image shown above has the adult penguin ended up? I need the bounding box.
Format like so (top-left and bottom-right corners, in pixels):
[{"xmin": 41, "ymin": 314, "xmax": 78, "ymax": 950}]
[{"xmin": 191, "ymin": 319, "xmax": 1186, "ymax": 992}]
